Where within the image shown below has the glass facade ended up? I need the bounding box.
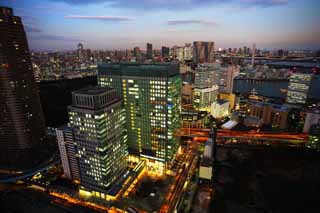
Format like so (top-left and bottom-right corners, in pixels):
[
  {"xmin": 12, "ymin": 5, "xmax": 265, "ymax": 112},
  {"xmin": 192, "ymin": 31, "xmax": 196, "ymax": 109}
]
[
  {"xmin": 286, "ymin": 73, "xmax": 312, "ymax": 104},
  {"xmin": 98, "ymin": 63, "xmax": 181, "ymax": 172},
  {"xmin": 0, "ymin": 6, "xmax": 46, "ymax": 170},
  {"xmin": 193, "ymin": 86, "xmax": 218, "ymax": 112},
  {"xmin": 68, "ymin": 87, "xmax": 127, "ymax": 193}
]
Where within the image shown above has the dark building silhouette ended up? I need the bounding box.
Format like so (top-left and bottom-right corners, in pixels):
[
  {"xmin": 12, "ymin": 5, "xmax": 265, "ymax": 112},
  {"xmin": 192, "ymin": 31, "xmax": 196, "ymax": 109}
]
[
  {"xmin": 146, "ymin": 43, "xmax": 153, "ymax": 59},
  {"xmin": 0, "ymin": 7, "xmax": 46, "ymax": 170},
  {"xmin": 133, "ymin": 46, "xmax": 141, "ymax": 62},
  {"xmin": 161, "ymin": 46, "xmax": 170, "ymax": 58}
]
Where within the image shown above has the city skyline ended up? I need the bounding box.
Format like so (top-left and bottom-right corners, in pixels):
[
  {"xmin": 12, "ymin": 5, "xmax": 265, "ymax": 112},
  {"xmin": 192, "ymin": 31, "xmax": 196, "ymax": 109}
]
[{"xmin": 2, "ymin": 0, "xmax": 320, "ymax": 51}]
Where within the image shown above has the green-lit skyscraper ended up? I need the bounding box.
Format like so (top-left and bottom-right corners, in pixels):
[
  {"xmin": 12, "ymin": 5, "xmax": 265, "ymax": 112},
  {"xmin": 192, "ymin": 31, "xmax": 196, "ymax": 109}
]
[{"xmin": 98, "ymin": 63, "xmax": 181, "ymax": 173}]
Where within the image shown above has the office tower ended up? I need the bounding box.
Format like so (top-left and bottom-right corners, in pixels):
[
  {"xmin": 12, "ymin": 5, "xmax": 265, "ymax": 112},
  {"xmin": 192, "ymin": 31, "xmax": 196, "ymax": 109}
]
[
  {"xmin": 193, "ymin": 41, "xmax": 205, "ymax": 63},
  {"xmin": 56, "ymin": 126, "xmax": 80, "ymax": 181},
  {"xmin": 146, "ymin": 43, "xmax": 153, "ymax": 60},
  {"xmin": 78, "ymin": 43, "xmax": 84, "ymax": 51},
  {"xmin": 133, "ymin": 46, "xmax": 141, "ymax": 62},
  {"xmin": 183, "ymin": 43, "xmax": 193, "ymax": 61},
  {"xmin": 193, "ymin": 41, "xmax": 215, "ymax": 63},
  {"xmin": 194, "ymin": 63, "xmax": 215, "ymax": 89},
  {"xmin": 171, "ymin": 45, "xmax": 184, "ymax": 61},
  {"xmin": 278, "ymin": 49, "xmax": 284, "ymax": 58},
  {"xmin": 68, "ymin": 86, "xmax": 128, "ymax": 194},
  {"xmin": 205, "ymin": 41, "xmax": 215, "ymax": 62},
  {"xmin": 98, "ymin": 63, "xmax": 181, "ymax": 173},
  {"xmin": 161, "ymin": 46, "xmax": 170, "ymax": 58},
  {"xmin": 193, "ymin": 86, "xmax": 218, "ymax": 112},
  {"xmin": 286, "ymin": 73, "xmax": 312, "ymax": 104},
  {"xmin": 220, "ymin": 64, "xmax": 240, "ymax": 94},
  {"xmin": 194, "ymin": 63, "xmax": 224, "ymax": 88},
  {"xmin": 193, "ymin": 64, "xmax": 218, "ymax": 112},
  {"xmin": 303, "ymin": 110, "xmax": 320, "ymax": 133},
  {"xmin": 0, "ymin": 7, "xmax": 46, "ymax": 170},
  {"xmin": 125, "ymin": 49, "xmax": 131, "ymax": 61},
  {"xmin": 77, "ymin": 43, "xmax": 84, "ymax": 61},
  {"xmin": 251, "ymin": 43, "xmax": 256, "ymax": 66},
  {"xmin": 243, "ymin": 46, "xmax": 248, "ymax": 55}
]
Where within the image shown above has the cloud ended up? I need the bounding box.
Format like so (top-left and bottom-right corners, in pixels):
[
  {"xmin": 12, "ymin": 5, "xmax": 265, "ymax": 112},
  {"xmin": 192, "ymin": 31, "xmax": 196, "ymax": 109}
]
[
  {"xmin": 167, "ymin": 19, "xmax": 218, "ymax": 26},
  {"xmin": 64, "ymin": 15, "xmax": 132, "ymax": 22},
  {"xmin": 34, "ymin": 5, "xmax": 70, "ymax": 13},
  {"xmin": 30, "ymin": 34, "xmax": 85, "ymax": 42},
  {"xmin": 24, "ymin": 24, "xmax": 42, "ymax": 33},
  {"xmin": 240, "ymin": 0, "xmax": 288, "ymax": 7},
  {"xmin": 49, "ymin": 0, "xmax": 289, "ymax": 10},
  {"xmin": 50, "ymin": 0, "xmax": 107, "ymax": 5},
  {"xmin": 21, "ymin": 15, "xmax": 38, "ymax": 23}
]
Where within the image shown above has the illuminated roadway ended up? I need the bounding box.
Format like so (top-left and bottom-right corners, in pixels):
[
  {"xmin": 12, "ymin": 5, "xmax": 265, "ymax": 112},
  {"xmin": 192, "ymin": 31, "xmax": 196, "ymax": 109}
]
[
  {"xmin": 160, "ymin": 150, "xmax": 198, "ymax": 213},
  {"xmin": 177, "ymin": 128, "xmax": 308, "ymax": 146},
  {"xmin": 0, "ymin": 152, "xmax": 60, "ymax": 183}
]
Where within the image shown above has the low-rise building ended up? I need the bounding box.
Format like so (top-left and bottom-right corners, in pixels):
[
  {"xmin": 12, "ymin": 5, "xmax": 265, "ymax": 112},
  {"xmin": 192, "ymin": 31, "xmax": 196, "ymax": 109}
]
[
  {"xmin": 211, "ymin": 100, "xmax": 230, "ymax": 118},
  {"xmin": 248, "ymin": 101, "xmax": 289, "ymax": 129},
  {"xmin": 303, "ymin": 110, "xmax": 320, "ymax": 133},
  {"xmin": 193, "ymin": 85, "xmax": 218, "ymax": 112}
]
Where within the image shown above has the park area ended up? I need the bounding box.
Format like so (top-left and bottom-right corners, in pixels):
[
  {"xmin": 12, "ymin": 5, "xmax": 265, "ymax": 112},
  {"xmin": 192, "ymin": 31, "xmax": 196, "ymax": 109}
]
[{"xmin": 124, "ymin": 172, "xmax": 174, "ymax": 212}]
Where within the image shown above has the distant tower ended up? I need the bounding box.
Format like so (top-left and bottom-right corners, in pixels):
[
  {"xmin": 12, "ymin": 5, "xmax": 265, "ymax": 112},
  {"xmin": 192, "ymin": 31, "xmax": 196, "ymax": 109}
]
[
  {"xmin": 161, "ymin": 46, "xmax": 170, "ymax": 58},
  {"xmin": 77, "ymin": 42, "xmax": 84, "ymax": 61},
  {"xmin": 251, "ymin": 43, "xmax": 256, "ymax": 66},
  {"xmin": 126, "ymin": 49, "xmax": 131, "ymax": 61},
  {"xmin": 77, "ymin": 43, "xmax": 83, "ymax": 51},
  {"xmin": 147, "ymin": 43, "xmax": 153, "ymax": 60},
  {"xmin": 133, "ymin": 46, "xmax": 141, "ymax": 62},
  {"xmin": 193, "ymin": 41, "xmax": 215, "ymax": 63},
  {"xmin": 0, "ymin": 7, "xmax": 47, "ymax": 170}
]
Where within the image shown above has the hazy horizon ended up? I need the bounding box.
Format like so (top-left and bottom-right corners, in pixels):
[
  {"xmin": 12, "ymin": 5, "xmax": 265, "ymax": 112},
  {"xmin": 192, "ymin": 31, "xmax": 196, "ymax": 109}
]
[{"xmin": 3, "ymin": 0, "xmax": 320, "ymax": 51}]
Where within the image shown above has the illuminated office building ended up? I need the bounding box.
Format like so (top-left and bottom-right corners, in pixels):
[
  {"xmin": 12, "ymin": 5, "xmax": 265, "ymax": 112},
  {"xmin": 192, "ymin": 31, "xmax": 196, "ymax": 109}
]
[
  {"xmin": 194, "ymin": 63, "xmax": 215, "ymax": 89},
  {"xmin": 286, "ymin": 73, "xmax": 312, "ymax": 104},
  {"xmin": 68, "ymin": 86, "xmax": 128, "ymax": 194},
  {"xmin": 56, "ymin": 125, "xmax": 80, "ymax": 181},
  {"xmin": 193, "ymin": 86, "xmax": 218, "ymax": 112},
  {"xmin": 171, "ymin": 44, "xmax": 193, "ymax": 61},
  {"xmin": 98, "ymin": 63, "xmax": 181, "ymax": 173},
  {"xmin": 0, "ymin": 7, "xmax": 46, "ymax": 170},
  {"xmin": 193, "ymin": 64, "xmax": 218, "ymax": 112}
]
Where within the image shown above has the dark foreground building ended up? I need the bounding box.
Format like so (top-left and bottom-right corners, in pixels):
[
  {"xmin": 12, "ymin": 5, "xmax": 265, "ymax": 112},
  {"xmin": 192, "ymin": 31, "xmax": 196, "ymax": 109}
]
[{"xmin": 0, "ymin": 7, "xmax": 46, "ymax": 170}]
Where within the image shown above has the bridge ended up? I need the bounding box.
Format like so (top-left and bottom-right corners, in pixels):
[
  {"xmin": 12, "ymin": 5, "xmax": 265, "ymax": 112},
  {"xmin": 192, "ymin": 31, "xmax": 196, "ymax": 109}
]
[{"xmin": 0, "ymin": 153, "xmax": 60, "ymax": 183}]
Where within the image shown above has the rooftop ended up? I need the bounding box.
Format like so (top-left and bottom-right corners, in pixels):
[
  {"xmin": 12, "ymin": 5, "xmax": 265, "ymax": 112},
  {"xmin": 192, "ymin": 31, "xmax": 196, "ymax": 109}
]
[
  {"xmin": 73, "ymin": 86, "xmax": 113, "ymax": 96},
  {"xmin": 98, "ymin": 62, "xmax": 179, "ymax": 77},
  {"xmin": 250, "ymin": 100, "xmax": 289, "ymax": 112},
  {"xmin": 217, "ymin": 99, "xmax": 230, "ymax": 105}
]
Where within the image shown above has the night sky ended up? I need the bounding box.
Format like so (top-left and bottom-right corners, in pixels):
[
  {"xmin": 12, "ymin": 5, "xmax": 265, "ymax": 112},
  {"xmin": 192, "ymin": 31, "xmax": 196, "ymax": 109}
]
[{"xmin": 2, "ymin": 0, "xmax": 320, "ymax": 51}]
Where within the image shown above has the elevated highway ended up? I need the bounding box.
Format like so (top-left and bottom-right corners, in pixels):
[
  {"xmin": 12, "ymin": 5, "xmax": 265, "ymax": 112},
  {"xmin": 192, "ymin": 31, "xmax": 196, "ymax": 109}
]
[{"xmin": 177, "ymin": 128, "xmax": 308, "ymax": 147}]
